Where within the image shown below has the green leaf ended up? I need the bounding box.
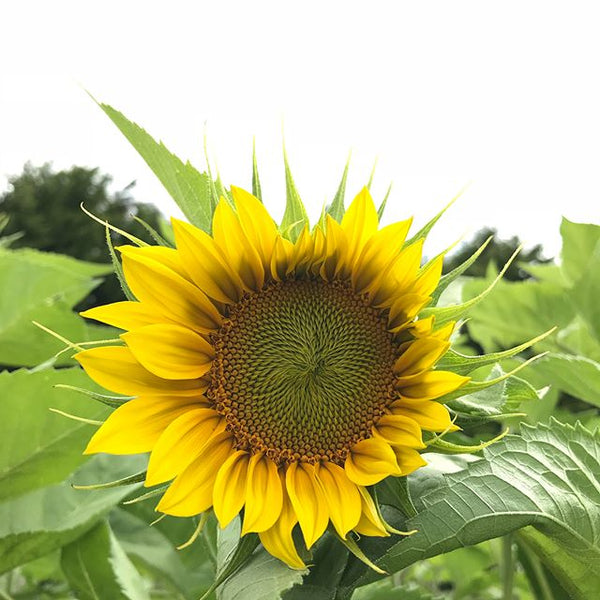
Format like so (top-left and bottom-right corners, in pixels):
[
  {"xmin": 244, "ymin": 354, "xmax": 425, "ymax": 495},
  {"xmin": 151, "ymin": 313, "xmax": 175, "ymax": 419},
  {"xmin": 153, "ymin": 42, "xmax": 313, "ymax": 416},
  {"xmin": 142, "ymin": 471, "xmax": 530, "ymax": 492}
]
[
  {"xmin": 0, "ymin": 454, "xmax": 144, "ymax": 574},
  {"xmin": 376, "ymin": 183, "xmax": 392, "ymax": 222},
  {"xmin": 338, "ymin": 420, "xmax": 600, "ymax": 600},
  {"xmin": 0, "ymin": 247, "xmax": 115, "ymax": 367},
  {"xmin": 353, "ymin": 580, "xmax": 442, "ymax": 600},
  {"xmin": 281, "ymin": 146, "xmax": 309, "ymax": 242},
  {"xmin": 110, "ymin": 508, "xmax": 214, "ymax": 599},
  {"xmin": 432, "ymin": 236, "xmax": 492, "ymax": 304},
  {"xmin": 421, "ymin": 248, "xmax": 521, "ymax": 327},
  {"xmin": 211, "ymin": 517, "xmax": 304, "ymax": 600},
  {"xmin": 0, "ymin": 367, "xmax": 111, "ymax": 502},
  {"xmin": 61, "ymin": 520, "xmax": 149, "ymax": 600},
  {"xmin": 327, "ymin": 152, "xmax": 351, "ymax": 222},
  {"xmin": 406, "ymin": 189, "xmax": 463, "ymax": 246},
  {"xmin": 95, "ymin": 101, "xmax": 213, "ymax": 232},
  {"xmin": 559, "ymin": 217, "xmax": 600, "ymax": 285},
  {"xmin": 571, "ymin": 242, "xmax": 600, "ymax": 343},
  {"xmin": 252, "ymin": 139, "xmax": 263, "ymax": 202},
  {"xmin": 531, "ymin": 353, "xmax": 600, "ymax": 407},
  {"xmin": 461, "ymin": 276, "xmax": 575, "ymax": 353}
]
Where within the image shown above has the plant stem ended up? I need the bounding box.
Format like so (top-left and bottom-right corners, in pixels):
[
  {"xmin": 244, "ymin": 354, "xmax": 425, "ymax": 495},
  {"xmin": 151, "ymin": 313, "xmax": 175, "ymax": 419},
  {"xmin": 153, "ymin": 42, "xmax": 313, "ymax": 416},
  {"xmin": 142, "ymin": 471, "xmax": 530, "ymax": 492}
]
[{"xmin": 501, "ymin": 534, "xmax": 515, "ymax": 600}]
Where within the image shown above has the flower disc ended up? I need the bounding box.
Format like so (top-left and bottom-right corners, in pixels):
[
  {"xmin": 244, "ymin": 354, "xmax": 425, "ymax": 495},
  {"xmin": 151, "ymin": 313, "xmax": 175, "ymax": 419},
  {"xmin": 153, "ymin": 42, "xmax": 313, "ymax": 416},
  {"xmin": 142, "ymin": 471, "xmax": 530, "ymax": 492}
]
[{"xmin": 210, "ymin": 279, "xmax": 397, "ymax": 465}]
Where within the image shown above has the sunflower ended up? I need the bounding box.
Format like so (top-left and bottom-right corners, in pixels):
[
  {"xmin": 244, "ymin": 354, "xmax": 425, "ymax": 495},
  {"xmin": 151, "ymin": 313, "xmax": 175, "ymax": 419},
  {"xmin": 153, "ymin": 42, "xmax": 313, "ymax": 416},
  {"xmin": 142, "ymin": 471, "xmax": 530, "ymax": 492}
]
[{"xmin": 76, "ymin": 186, "xmax": 468, "ymax": 569}]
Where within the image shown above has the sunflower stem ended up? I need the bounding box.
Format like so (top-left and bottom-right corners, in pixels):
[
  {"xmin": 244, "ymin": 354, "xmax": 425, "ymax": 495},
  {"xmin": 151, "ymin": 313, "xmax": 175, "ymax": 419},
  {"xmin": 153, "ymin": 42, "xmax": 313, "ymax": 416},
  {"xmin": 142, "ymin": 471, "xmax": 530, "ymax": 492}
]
[{"xmin": 501, "ymin": 533, "xmax": 515, "ymax": 600}]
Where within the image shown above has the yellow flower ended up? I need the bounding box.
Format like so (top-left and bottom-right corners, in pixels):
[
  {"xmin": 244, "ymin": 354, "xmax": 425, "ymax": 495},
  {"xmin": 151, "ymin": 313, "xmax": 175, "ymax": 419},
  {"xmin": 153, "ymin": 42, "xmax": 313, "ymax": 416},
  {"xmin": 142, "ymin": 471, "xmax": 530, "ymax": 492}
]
[{"xmin": 76, "ymin": 186, "xmax": 468, "ymax": 569}]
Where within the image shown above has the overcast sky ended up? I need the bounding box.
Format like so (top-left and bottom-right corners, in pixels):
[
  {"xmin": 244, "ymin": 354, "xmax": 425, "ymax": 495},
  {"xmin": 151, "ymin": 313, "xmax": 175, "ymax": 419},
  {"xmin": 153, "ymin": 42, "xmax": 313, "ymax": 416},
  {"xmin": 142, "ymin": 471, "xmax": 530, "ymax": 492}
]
[{"xmin": 1, "ymin": 1, "xmax": 599, "ymax": 258}]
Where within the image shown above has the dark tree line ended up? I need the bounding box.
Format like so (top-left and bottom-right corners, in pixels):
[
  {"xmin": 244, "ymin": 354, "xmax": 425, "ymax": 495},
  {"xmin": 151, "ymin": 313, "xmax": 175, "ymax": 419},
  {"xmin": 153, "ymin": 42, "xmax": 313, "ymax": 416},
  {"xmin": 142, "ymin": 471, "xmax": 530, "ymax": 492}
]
[{"xmin": 0, "ymin": 163, "xmax": 164, "ymax": 309}]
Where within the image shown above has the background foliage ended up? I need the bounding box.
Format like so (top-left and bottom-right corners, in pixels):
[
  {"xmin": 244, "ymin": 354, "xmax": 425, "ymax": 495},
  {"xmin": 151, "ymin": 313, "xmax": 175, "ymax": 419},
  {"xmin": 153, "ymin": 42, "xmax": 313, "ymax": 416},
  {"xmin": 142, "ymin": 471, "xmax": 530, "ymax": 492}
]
[{"xmin": 1, "ymin": 125, "xmax": 598, "ymax": 599}]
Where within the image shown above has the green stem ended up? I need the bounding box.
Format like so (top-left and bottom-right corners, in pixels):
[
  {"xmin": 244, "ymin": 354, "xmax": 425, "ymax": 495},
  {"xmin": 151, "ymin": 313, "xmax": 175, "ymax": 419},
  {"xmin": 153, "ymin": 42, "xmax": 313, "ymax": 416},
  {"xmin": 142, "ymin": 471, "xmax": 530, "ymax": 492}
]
[{"xmin": 501, "ymin": 534, "xmax": 515, "ymax": 600}]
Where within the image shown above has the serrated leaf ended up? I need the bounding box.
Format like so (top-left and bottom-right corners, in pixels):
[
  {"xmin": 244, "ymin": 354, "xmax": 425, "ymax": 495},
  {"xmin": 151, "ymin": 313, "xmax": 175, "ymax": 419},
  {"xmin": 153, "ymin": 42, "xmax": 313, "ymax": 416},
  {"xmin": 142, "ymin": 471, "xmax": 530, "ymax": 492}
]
[
  {"xmin": 281, "ymin": 146, "xmax": 309, "ymax": 242},
  {"xmin": 571, "ymin": 242, "xmax": 600, "ymax": 344},
  {"xmin": 0, "ymin": 247, "xmax": 115, "ymax": 366},
  {"xmin": 0, "ymin": 454, "xmax": 143, "ymax": 573},
  {"xmin": 95, "ymin": 101, "xmax": 213, "ymax": 232},
  {"xmin": 0, "ymin": 368, "xmax": 111, "ymax": 502},
  {"xmin": 338, "ymin": 420, "xmax": 600, "ymax": 600},
  {"xmin": 61, "ymin": 520, "xmax": 149, "ymax": 600}
]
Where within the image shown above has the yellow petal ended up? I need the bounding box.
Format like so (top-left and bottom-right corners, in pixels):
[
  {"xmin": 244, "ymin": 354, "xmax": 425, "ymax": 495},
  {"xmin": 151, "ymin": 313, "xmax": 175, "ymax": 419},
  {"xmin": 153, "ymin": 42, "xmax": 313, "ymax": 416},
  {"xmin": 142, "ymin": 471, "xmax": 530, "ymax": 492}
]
[
  {"xmin": 120, "ymin": 247, "xmax": 222, "ymax": 333},
  {"xmin": 80, "ymin": 301, "xmax": 162, "ymax": 331},
  {"xmin": 212, "ymin": 450, "xmax": 249, "ymax": 528},
  {"xmin": 117, "ymin": 245, "xmax": 191, "ymax": 280},
  {"xmin": 413, "ymin": 254, "xmax": 444, "ymax": 297},
  {"xmin": 341, "ymin": 187, "xmax": 378, "ymax": 266},
  {"xmin": 231, "ymin": 186, "xmax": 279, "ymax": 270},
  {"xmin": 122, "ymin": 324, "xmax": 214, "ymax": 380},
  {"xmin": 242, "ymin": 453, "xmax": 284, "ymax": 534},
  {"xmin": 259, "ymin": 487, "xmax": 306, "ymax": 569},
  {"xmin": 75, "ymin": 346, "xmax": 206, "ymax": 397},
  {"xmin": 396, "ymin": 371, "xmax": 470, "ymax": 400},
  {"xmin": 393, "ymin": 338, "xmax": 451, "ymax": 377},
  {"xmin": 353, "ymin": 486, "xmax": 389, "ymax": 537},
  {"xmin": 320, "ymin": 215, "xmax": 348, "ymax": 281},
  {"xmin": 345, "ymin": 437, "xmax": 401, "ymax": 486},
  {"xmin": 270, "ymin": 236, "xmax": 294, "ymax": 281},
  {"xmin": 430, "ymin": 321, "xmax": 456, "ymax": 341},
  {"xmin": 392, "ymin": 446, "xmax": 427, "ymax": 476},
  {"xmin": 286, "ymin": 462, "xmax": 329, "ymax": 549},
  {"xmin": 171, "ymin": 218, "xmax": 244, "ymax": 304},
  {"xmin": 315, "ymin": 461, "xmax": 361, "ymax": 537},
  {"xmin": 84, "ymin": 396, "xmax": 205, "ymax": 455},
  {"xmin": 212, "ymin": 198, "xmax": 264, "ymax": 291},
  {"xmin": 145, "ymin": 408, "xmax": 223, "ymax": 486},
  {"xmin": 156, "ymin": 429, "xmax": 233, "ymax": 516},
  {"xmin": 390, "ymin": 398, "xmax": 458, "ymax": 433},
  {"xmin": 387, "ymin": 293, "xmax": 431, "ymax": 332},
  {"xmin": 352, "ymin": 219, "xmax": 413, "ymax": 293},
  {"xmin": 409, "ymin": 315, "xmax": 436, "ymax": 338},
  {"xmin": 373, "ymin": 414, "xmax": 425, "ymax": 449},
  {"xmin": 368, "ymin": 240, "xmax": 424, "ymax": 307}
]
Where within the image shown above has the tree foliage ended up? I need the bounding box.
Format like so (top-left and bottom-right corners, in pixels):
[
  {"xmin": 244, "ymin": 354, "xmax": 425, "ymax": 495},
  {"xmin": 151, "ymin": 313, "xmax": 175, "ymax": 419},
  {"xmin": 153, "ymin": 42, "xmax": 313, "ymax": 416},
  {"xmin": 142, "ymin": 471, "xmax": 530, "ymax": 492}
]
[{"xmin": 0, "ymin": 163, "xmax": 163, "ymax": 308}]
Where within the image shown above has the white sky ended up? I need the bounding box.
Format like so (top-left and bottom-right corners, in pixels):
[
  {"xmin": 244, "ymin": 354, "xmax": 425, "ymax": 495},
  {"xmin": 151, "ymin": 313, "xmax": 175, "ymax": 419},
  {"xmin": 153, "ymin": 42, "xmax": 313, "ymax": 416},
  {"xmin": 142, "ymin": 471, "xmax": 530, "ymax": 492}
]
[{"xmin": 1, "ymin": 1, "xmax": 599, "ymax": 258}]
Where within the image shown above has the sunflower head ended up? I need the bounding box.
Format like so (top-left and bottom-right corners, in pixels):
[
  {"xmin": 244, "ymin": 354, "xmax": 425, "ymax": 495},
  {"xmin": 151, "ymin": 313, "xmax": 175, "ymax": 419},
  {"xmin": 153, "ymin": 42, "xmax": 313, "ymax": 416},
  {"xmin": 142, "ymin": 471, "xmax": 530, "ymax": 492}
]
[{"xmin": 76, "ymin": 185, "xmax": 468, "ymax": 569}]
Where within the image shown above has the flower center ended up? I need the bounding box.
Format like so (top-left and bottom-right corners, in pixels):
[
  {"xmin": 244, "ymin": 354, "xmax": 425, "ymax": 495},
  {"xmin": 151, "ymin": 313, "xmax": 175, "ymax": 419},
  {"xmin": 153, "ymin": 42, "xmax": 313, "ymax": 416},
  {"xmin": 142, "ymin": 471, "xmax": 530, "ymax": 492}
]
[{"xmin": 208, "ymin": 279, "xmax": 397, "ymax": 465}]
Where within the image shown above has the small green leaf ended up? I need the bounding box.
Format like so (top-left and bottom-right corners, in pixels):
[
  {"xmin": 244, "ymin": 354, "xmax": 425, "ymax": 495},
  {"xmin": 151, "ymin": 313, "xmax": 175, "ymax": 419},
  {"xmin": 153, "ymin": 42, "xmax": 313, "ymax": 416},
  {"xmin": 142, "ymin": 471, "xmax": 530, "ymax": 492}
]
[
  {"xmin": 377, "ymin": 183, "xmax": 392, "ymax": 222},
  {"xmin": 421, "ymin": 246, "xmax": 521, "ymax": 326},
  {"xmin": 432, "ymin": 236, "xmax": 492, "ymax": 304},
  {"xmin": 281, "ymin": 145, "xmax": 309, "ymax": 242},
  {"xmin": 327, "ymin": 151, "xmax": 351, "ymax": 223},
  {"xmin": 61, "ymin": 520, "xmax": 149, "ymax": 600},
  {"xmin": 94, "ymin": 100, "xmax": 213, "ymax": 231},
  {"xmin": 559, "ymin": 217, "xmax": 600, "ymax": 284},
  {"xmin": 406, "ymin": 187, "xmax": 465, "ymax": 245},
  {"xmin": 252, "ymin": 138, "xmax": 263, "ymax": 202}
]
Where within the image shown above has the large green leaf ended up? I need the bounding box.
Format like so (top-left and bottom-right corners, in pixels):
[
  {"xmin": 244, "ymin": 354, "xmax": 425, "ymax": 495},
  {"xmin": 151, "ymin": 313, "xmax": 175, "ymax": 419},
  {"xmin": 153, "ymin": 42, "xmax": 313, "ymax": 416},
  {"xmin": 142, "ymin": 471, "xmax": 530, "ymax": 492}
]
[
  {"xmin": 0, "ymin": 454, "xmax": 143, "ymax": 573},
  {"xmin": 529, "ymin": 353, "xmax": 600, "ymax": 408},
  {"xmin": 462, "ymin": 275, "xmax": 574, "ymax": 353},
  {"xmin": 0, "ymin": 367, "xmax": 111, "ymax": 502},
  {"xmin": 571, "ymin": 241, "xmax": 600, "ymax": 343},
  {"xmin": 216, "ymin": 518, "xmax": 305, "ymax": 600},
  {"xmin": 96, "ymin": 101, "xmax": 213, "ymax": 232},
  {"xmin": 61, "ymin": 520, "xmax": 149, "ymax": 600},
  {"xmin": 110, "ymin": 508, "xmax": 214, "ymax": 599},
  {"xmin": 559, "ymin": 217, "xmax": 600, "ymax": 285},
  {"xmin": 338, "ymin": 420, "xmax": 600, "ymax": 600},
  {"xmin": 0, "ymin": 247, "xmax": 114, "ymax": 367}
]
